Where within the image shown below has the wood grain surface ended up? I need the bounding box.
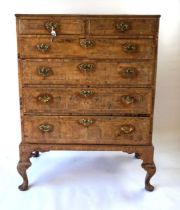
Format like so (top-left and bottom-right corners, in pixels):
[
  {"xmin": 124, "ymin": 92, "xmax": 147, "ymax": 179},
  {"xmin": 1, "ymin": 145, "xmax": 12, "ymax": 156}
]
[{"xmin": 16, "ymin": 14, "xmax": 160, "ymax": 191}]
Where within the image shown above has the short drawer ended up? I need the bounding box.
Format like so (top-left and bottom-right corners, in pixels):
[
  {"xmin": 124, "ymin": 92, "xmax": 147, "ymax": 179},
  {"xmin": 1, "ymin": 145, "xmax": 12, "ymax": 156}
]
[
  {"xmin": 19, "ymin": 37, "xmax": 155, "ymax": 59},
  {"xmin": 18, "ymin": 18, "xmax": 85, "ymax": 35},
  {"xmin": 89, "ymin": 18, "xmax": 158, "ymax": 36},
  {"xmin": 23, "ymin": 116, "xmax": 151, "ymax": 145},
  {"xmin": 23, "ymin": 87, "xmax": 152, "ymax": 115},
  {"xmin": 21, "ymin": 59, "xmax": 154, "ymax": 86}
]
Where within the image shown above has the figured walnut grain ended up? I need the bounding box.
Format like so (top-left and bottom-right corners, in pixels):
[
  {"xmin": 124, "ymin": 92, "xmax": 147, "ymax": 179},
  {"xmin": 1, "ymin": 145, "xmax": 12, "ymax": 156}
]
[
  {"xmin": 21, "ymin": 59, "xmax": 155, "ymax": 86},
  {"xmin": 16, "ymin": 14, "xmax": 160, "ymax": 191},
  {"xmin": 23, "ymin": 87, "xmax": 153, "ymax": 115}
]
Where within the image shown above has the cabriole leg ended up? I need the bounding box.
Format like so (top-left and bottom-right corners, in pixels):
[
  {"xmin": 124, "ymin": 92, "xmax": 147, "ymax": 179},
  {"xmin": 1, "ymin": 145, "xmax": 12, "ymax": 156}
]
[
  {"xmin": 17, "ymin": 145, "xmax": 32, "ymax": 191},
  {"xmin": 140, "ymin": 147, "xmax": 156, "ymax": 191},
  {"xmin": 142, "ymin": 162, "xmax": 156, "ymax": 191}
]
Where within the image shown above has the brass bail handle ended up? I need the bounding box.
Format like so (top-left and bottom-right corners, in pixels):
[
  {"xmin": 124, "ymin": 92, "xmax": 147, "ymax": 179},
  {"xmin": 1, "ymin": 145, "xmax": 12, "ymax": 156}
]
[
  {"xmin": 37, "ymin": 94, "xmax": 53, "ymax": 103},
  {"xmin": 39, "ymin": 124, "xmax": 54, "ymax": 133},
  {"xmin": 37, "ymin": 67, "xmax": 53, "ymax": 77},
  {"xmin": 36, "ymin": 43, "xmax": 49, "ymax": 52},
  {"xmin": 123, "ymin": 43, "xmax": 137, "ymax": 52},
  {"xmin": 121, "ymin": 95, "xmax": 136, "ymax": 105},
  {"xmin": 120, "ymin": 124, "xmax": 135, "ymax": 134}
]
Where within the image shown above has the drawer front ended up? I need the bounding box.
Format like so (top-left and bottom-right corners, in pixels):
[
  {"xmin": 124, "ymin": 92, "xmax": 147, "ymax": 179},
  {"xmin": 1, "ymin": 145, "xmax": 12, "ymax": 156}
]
[
  {"xmin": 23, "ymin": 116, "xmax": 151, "ymax": 145},
  {"xmin": 19, "ymin": 37, "xmax": 155, "ymax": 59},
  {"xmin": 18, "ymin": 18, "xmax": 85, "ymax": 35},
  {"xmin": 89, "ymin": 18, "xmax": 158, "ymax": 36},
  {"xmin": 21, "ymin": 60, "xmax": 154, "ymax": 86},
  {"xmin": 23, "ymin": 87, "xmax": 152, "ymax": 114}
]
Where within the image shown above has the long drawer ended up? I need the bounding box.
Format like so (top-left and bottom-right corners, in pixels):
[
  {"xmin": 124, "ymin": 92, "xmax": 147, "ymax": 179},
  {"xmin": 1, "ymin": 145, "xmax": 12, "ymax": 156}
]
[
  {"xmin": 23, "ymin": 87, "xmax": 152, "ymax": 114},
  {"xmin": 19, "ymin": 37, "xmax": 155, "ymax": 59},
  {"xmin": 23, "ymin": 116, "xmax": 151, "ymax": 145},
  {"xmin": 21, "ymin": 59, "xmax": 154, "ymax": 86}
]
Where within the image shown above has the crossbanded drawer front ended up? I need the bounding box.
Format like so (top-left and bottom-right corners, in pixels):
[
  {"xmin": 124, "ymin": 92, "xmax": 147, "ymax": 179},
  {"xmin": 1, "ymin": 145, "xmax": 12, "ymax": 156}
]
[
  {"xmin": 19, "ymin": 37, "xmax": 155, "ymax": 59},
  {"xmin": 21, "ymin": 60, "xmax": 154, "ymax": 86},
  {"xmin": 23, "ymin": 87, "xmax": 152, "ymax": 114},
  {"xmin": 23, "ymin": 116, "xmax": 151, "ymax": 145},
  {"xmin": 89, "ymin": 18, "xmax": 158, "ymax": 36},
  {"xmin": 18, "ymin": 18, "xmax": 85, "ymax": 35}
]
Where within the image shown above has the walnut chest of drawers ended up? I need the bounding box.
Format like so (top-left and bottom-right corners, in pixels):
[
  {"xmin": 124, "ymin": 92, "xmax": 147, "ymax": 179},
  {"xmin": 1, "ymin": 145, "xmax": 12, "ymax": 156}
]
[{"xmin": 16, "ymin": 14, "xmax": 160, "ymax": 191}]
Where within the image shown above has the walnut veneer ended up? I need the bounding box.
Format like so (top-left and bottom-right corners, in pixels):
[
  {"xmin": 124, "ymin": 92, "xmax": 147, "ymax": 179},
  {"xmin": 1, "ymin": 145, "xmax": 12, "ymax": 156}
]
[{"xmin": 16, "ymin": 14, "xmax": 160, "ymax": 191}]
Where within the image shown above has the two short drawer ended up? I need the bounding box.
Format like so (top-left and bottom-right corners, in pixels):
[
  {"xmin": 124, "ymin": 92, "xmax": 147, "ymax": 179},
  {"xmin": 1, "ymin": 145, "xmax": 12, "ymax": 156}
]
[
  {"xmin": 18, "ymin": 16, "xmax": 158, "ymax": 36},
  {"xmin": 24, "ymin": 116, "xmax": 151, "ymax": 145}
]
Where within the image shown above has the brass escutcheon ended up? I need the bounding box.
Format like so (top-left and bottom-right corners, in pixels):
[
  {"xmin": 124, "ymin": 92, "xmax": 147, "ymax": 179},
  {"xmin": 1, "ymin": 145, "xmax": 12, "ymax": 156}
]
[
  {"xmin": 80, "ymin": 39, "xmax": 95, "ymax": 48},
  {"xmin": 45, "ymin": 21, "xmax": 58, "ymax": 31},
  {"xmin": 78, "ymin": 63, "xmax": 95, "ymax": 72},
  {"xmin": 80, "ymin": 90, "xmax": 94, "ymax": 97},
  {"xmin": 120, "ymin": 67, "xmax": 137, "ymax": 78},
  {"xmin": 79, "ymin": 119, "xmax": 95, "ymax": 127}
]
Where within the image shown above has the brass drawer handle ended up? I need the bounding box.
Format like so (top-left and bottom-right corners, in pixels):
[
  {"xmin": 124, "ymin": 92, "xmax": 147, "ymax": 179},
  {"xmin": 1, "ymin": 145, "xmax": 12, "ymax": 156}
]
[
  {"xmin": 45, "ymin": 21, "xmax": 58, "ymax": 31},
  {"xmin": 37, "ymin": 43, "xmax": 49, "ymax": 52},
  {"xmin": 80, "ymin": 39, "xmax": 95, "ymax": 48},
  {"xmin": 79, "ymin": 119, "xmax": 95, "ymax": 127},
  {"xmin": 78, "ymin": 63, "xmax": 95, "ymax": 72},
  {"xmin": 80, "ymin": 90, "xmax": 94, "ymax": 97},
  {"xmin": 39, "ymin": 124, "xmax": 54, "ymax": 133},
  {"xmin": 116, "ymin": 22, "xmax": 129, "ymax": 32},
  {"xmin": 120, "ymin": 67, "xmax": 137, "ymax": 78},
  {"xmin": 37, "ymin": 67, "xmax": 53, "ymax": 77},
  {"xmin": 122, "ymin": 43, "xmax": 137, "ymax": 52},
  {"xmin": 121, "ymin": 95, "xmax": 136, "ymax": 105},
  {"xmin": 37, "ymin": 94, "xmax": 53, "ymax": 103},
  {"xmin": 120, "ymin": 124, "xmax": 135, "ymax": 134},
  {"xmin": 45, "ymin": 21, "xmax": 58, "ymax": 41}
]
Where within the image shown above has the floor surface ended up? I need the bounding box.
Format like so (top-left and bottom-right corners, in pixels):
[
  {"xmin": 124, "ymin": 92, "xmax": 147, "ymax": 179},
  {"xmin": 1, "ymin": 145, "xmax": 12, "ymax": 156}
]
[{"xmin": 0, "ymin": 130, "xmax": 179, "ymax": 210}]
